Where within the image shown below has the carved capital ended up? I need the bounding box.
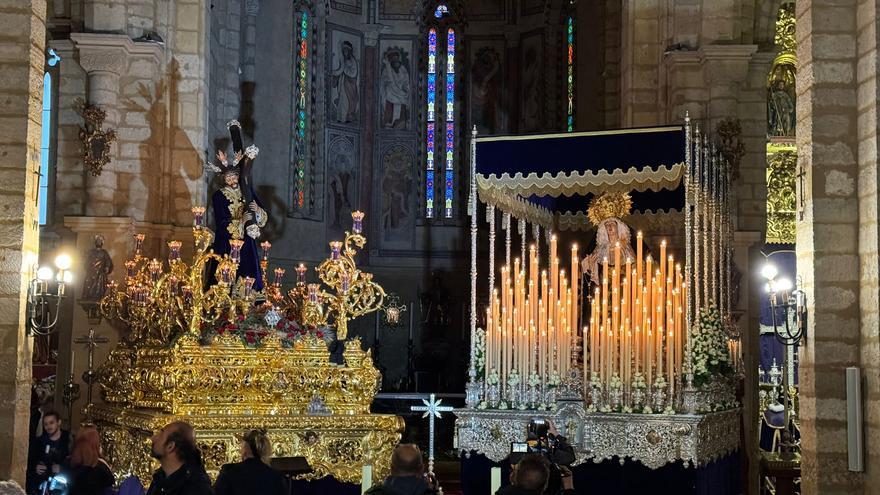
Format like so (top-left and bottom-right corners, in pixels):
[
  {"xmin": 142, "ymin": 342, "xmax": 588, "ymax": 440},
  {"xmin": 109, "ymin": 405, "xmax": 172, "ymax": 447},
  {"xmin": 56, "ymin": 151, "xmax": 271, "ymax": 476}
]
[
  {"xmin": 71, "ymin": 33, "xmax": 132, "ymax": 76},
  {"xmin": 699, "ymin": 45, "xmax": 758, "ymax": 85}
]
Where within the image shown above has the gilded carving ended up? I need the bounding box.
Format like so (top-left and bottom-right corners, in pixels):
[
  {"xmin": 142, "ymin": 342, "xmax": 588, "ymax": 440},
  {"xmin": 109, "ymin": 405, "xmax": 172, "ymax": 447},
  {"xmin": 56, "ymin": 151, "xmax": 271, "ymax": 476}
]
[
  {"xmin": 715, "ymin": 118, "xmax": 745, "ymax": 181},
  {"xmin": 766, "ymin": 145, "xmax": 796, "ymax": 244},
  {"xmin": 77, "ymin": 100, "xmax": 117, "ymax": 176}
]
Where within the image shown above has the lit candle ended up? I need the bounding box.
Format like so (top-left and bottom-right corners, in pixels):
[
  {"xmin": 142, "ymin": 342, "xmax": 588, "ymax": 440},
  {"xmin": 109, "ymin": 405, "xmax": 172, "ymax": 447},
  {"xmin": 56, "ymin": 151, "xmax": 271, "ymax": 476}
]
[
  {"xmin": 230, "ymin": 239, "xmax": 244, "ymax": 263},
  {"xmin": 330, "ymin": 241, "xmax": 342, "ymax": 260},
  {"xmin": 308, "ymin": 283, "xmax": 319, "ymax": 303},
  {"xmin": 125, "ymin": 260, "xmax": 137, "ymax": 278},
  {"xmin": 192, "ymin": 206, "xmax": 206, "ymax": 228},
  {"xmin": 260, "ymin": 241, "xmax": 272, "ymax": 261},
  {"xmin": 148, "ymin": 258, "xmax": 162, "ymax": 281},
  {"xmin": 341, "ymin": 272, "xmax": 350, "ymax": 293},
  {"xmin": 570, "ymin": 244, "xmax": 579, "ymax": 341},
  {"xmin": 243, "ymin": 276, "xmax": 255, "ymax": 298},
  {"xmin": 296, "ymin": 264, "xmax": 307, "ymax": 284},
  {"xmin": 274, "ymin": 268, "xmax": 285, "ymax": 286},
  {"xmin": 352, "ymin": 210, "xmax": 365, "ymax": 234},
  {"xmin": 134, "ymin": 233, "xmax": 145, "ymax": 255},
  {"xmin": 168, "ymin": 241, "xmax": 182, "ymax": 262},
  {"xmin": 219, "ymin": 262, "xmax": 233, "ymax": 285},
  {"xmin": 181, "ymin": 285, "xmax": 193, "ymax": 304}
]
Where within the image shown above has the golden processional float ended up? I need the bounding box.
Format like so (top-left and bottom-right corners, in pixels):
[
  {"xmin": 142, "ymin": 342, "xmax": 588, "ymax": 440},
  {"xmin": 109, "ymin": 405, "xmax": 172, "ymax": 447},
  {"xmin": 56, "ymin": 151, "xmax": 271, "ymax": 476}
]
[
  {"xmin": 457, "ymin": 116, "xmax": 742, "ymax": 470},
  {"xmin": 89, "ymin": 211, "xmax": 402, "ymax": 483}
]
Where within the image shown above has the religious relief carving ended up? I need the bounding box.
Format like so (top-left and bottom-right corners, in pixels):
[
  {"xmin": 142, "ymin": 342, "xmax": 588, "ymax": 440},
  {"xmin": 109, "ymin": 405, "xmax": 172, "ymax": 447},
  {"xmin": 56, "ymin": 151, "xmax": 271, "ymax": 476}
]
[
  {"xmin": 715, "ymin": 118, "xmax": 745, "ymax": 180},
  {"xmin": 328, "ymin": 28, "xmax": 362, "ymax": 125},
  {"xmin": 77, "ymin": 100, "xmax": 117, "ymax": 176},
  {"xmin": 380, "ymin": 45, "xmax": 412, "ymax": 130},
  {"xmin": 766, "ymin": 147, "xmax": 797, "ymax": 244}
]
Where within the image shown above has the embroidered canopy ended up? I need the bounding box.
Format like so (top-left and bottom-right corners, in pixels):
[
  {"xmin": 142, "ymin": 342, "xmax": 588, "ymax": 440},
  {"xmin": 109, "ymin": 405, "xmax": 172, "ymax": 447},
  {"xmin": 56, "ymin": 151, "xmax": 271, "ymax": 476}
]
[{"xmin": 475, "ymin": 126, "xmax": 686, "ymax": 230}]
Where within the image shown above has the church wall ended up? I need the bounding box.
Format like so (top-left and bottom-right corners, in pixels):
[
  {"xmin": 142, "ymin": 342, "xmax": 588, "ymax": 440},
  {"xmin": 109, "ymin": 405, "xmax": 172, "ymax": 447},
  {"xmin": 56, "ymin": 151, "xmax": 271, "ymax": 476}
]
[
  {"xmin": 0, "ymin": 0, "xmax": 46, "ymax": 483},
  {"xmin": 856, "ymin": 0, "xmax": 880, "ymax": 489}
]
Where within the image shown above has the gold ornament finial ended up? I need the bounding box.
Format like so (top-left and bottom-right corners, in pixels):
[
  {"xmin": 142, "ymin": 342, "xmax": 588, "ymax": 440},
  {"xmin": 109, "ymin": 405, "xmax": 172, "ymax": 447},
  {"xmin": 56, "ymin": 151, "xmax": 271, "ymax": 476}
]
[{"xmin": 587, "ymin": 191, "xmax": 633, "ymax": 227}]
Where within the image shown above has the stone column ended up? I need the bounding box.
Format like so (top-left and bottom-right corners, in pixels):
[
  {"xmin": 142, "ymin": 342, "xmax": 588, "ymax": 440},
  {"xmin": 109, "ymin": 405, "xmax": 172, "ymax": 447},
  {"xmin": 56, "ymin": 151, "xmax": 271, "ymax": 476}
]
[
  {"xmin": 71, "ymin": 34, "xmax": 129, "ymax": 217},
  {"xmin": 699, "ymin": 45, "xmax": 757, "ymax": 128},
  {"xmin": 0, "ymin": 0, "xmax": 46, "ymax": 483},
  {"xmin": 796, "ymin": 0, "xmax": 864, "ymax": 492}
]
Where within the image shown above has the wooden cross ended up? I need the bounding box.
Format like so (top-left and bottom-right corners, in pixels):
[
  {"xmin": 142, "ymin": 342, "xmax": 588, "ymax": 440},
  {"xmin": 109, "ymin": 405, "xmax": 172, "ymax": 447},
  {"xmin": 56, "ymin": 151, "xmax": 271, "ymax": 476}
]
[{"xmin": 410, "ymin": 393, "xmax": 453, "ymax": 475}]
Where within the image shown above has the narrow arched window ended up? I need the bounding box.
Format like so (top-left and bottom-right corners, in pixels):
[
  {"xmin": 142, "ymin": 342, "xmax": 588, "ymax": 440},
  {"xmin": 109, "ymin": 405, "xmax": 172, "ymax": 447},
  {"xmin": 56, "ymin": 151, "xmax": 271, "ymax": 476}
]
[
  {"xmin": 39, "ymin": 49, "xmax": 60, "ymax": 226},
  {"xmin": 425, "ymin": 3, "xmax": 458, "ymax": 219}
]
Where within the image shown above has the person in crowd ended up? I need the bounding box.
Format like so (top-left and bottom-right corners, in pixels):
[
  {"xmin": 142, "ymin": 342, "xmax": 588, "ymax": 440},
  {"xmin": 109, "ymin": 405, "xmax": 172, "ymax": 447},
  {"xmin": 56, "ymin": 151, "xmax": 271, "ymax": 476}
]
[
  {"xmin": 145, "ymin": 421, "xmax": 212, "ymax": 495},
  {"xmin": 0, "ymin": 480, "xmax": 27, "ymax": 495},
  {"xmin": 64, "ymin": 425, "xmax": 114, "ymax": 495},
  {"xmin": 213, "ymin": 429, "xmax": 285, "ymax": 495},
  {"xmin": 365, "ymin": 444, "xmax": 437, "ymax": 495},
  {"xmin": 496, "ymin": 454, "xmax": 576, "ymax": 495},
  {"xmin": 27, "ymin": 411, "xmax": 70, "ymax": 494}
]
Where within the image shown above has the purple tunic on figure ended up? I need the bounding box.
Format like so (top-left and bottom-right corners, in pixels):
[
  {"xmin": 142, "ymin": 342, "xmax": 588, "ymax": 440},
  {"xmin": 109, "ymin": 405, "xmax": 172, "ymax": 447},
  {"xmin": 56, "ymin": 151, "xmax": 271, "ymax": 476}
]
[{"xmin": 209, "ymin": 184, "xmax": 267, "ymax": 291}]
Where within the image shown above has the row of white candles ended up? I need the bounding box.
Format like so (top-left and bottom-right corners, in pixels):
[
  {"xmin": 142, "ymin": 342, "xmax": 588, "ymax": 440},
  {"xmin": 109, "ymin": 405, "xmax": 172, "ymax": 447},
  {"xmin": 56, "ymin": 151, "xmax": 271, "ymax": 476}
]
[
  {"xmin": 586, "ymin": 233, "xmax": 685, "ymax": 397},
  {"xmin": 484, "ymin": 235, "xmax": 579, "ymax": 387}
]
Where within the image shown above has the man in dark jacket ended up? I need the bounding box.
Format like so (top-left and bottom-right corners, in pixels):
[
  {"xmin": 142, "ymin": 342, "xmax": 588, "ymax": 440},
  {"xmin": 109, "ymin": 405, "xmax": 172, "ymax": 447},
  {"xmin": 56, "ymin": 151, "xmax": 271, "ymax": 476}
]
[
  {"xmin": 214, "ymin": 430, "xmax": 285, "ymax": 495},
  {"xmin": 146, "ymin": 421, "xmax": 213, "ymax": 495},
  {"xmin": 365, "ymin": 444, "xmax": 436, "ymax": 495},
  {"xmin": 496, "ymin": 454, "xmax": 576, "ymax": 495}
]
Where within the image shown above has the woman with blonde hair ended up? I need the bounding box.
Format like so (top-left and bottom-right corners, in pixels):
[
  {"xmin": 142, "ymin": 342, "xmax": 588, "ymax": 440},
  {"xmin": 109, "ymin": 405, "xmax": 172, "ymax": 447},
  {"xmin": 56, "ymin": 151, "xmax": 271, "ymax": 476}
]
[{"xmin": 214, "ymin": 429, "xmax": 285, "ymax": 495}]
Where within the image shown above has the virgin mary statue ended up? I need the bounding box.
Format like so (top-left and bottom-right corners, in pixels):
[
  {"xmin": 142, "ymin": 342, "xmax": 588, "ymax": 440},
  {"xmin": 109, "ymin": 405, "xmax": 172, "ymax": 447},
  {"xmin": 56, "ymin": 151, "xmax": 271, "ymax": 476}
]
[{"xmin": 581, "ymin": 192, "xmax": 636, "ymax": 288}]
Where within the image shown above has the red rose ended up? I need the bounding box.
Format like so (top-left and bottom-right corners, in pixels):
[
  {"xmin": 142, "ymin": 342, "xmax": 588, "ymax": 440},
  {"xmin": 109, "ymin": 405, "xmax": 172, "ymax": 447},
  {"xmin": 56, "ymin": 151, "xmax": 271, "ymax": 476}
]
[{"xmin": 316, "ymin": 331, "xmax": 324, "ymax": 339}]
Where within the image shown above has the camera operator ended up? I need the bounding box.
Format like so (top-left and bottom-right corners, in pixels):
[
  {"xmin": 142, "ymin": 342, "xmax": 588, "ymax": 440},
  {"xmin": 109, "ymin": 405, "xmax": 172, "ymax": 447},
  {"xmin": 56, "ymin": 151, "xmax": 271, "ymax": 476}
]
[
  {"xmin": 496, "ymin": 454, "xmax": 575, "ymax": 495},
  {"xmin": 502, "ymin": 420, "xmax": 576, "ymax": 495}
]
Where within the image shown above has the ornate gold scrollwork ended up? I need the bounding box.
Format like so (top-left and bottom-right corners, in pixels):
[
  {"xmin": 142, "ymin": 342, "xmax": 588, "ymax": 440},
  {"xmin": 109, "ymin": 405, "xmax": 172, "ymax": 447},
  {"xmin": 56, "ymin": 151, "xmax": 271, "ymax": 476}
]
[{"xmin": 77, "ymin": 100, "xmax": 117, "ymax": 176}]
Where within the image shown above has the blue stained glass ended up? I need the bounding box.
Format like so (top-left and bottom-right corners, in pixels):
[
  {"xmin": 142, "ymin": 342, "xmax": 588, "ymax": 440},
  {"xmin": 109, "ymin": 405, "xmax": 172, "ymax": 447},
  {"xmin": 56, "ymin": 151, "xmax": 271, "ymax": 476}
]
[{"xmin": 434, "ymin": 5, "xmax": 449, "ymax": 18}]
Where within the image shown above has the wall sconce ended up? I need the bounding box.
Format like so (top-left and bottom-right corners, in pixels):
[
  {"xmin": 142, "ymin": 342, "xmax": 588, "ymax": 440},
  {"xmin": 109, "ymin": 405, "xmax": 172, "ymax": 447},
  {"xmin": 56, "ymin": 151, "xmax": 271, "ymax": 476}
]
[{"xmin": 27, "ymin": 253, "xmax": 73, "ymax": 336}]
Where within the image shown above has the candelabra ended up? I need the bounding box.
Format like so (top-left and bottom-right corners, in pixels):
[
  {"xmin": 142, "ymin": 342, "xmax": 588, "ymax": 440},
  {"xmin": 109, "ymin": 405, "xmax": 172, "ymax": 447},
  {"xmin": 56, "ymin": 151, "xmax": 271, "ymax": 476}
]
[
  {"xmin": 101, "ymin": 209, "xmax": 256, "ymax": 344},
  {"xmin": 760, "ymin": 262, "xmax": 806, "ymax": 460},
  {"xmin": 282, "ymin": 211, "xmax": 385, "ymax": 340},
  {"xmin": 26, "ymin": 253, "xmax": 74, "ymax": 335}
]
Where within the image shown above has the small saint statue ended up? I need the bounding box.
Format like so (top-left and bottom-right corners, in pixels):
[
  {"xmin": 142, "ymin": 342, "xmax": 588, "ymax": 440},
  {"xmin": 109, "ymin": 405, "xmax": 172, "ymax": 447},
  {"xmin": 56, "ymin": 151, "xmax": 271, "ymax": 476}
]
[
  {"xmin": 205, "ymin": 120, "xmax": 268, "ymax": 290},
  {"xmin": 81, "ymin": 234, "xmax": 113, "ymax": 302}
]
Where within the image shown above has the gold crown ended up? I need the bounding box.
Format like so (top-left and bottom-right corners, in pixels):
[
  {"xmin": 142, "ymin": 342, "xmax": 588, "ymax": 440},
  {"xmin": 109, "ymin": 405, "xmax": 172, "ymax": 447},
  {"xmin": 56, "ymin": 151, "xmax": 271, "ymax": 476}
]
[{"xmin": 587, "ymin": 192, "xmax": 633, "ymax": 227}]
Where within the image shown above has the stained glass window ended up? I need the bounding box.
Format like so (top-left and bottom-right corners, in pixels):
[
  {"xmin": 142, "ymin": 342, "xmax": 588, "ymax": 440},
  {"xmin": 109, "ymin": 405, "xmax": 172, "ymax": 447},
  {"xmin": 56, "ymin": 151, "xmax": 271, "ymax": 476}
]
[
  {"xmin": 425, "ymin": 13, "xmax": 456, "ymax": 219},
  {"xmin": 292, "ymin": 10, "xmax": 310, "ymax": 211},
  {"xmin": 566, "ymin": 16, "xmax": 575, "ymax": 132},
  {"xmin": 426, "ymin": 28, "xmax": 437, "ymax": 218}
]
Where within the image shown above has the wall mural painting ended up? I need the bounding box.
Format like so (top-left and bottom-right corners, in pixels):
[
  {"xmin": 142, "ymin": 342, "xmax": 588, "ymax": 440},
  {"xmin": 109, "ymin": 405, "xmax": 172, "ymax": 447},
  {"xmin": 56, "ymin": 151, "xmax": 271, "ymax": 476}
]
[
  {"xmin": 379, "ymin": 40, "xmax": 414, "ymax": 130},
  {"xmin": 328, "ymin": 27, "xmax": 363, "ymax": 126},
  {"xmin": 379, "ymin": 144, "xmax": 416, "ymax": 249},
  {"xmin": 520, "ymin": 31, "xmax": 544, "ymax": 133},
  {"xmin": 468, "ymin": 39, "xmax": 506, "ymax": 136},
  {"xmin": 325, "ymin": 131, "xmax": 360, "ymax": 240}
]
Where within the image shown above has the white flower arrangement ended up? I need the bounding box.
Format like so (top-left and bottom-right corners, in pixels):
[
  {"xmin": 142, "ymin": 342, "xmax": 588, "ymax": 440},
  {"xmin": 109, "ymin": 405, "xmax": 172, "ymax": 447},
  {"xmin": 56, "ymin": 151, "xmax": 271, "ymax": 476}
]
[
  {"xmin": 507, "ymin": 369, "xmax": 521, "ymax": 387},
  {"xmin": 689, "ymin": 306, "xmax": 732, "ymax": 388},
  {"xmin": 632, "ymin": 372, "xmax": 647, "ymax": 389},
  {"xmin": 528, "ymin": 372, "xmax": 541, "ymax": 387},
  {"xmin": 547, "ymin": 371, "xmax": 561, "ymax": 388},
  {"xmin": 487, "ymin": 369, "xmax": 500, "ymax": 386},
  {"xmin": 474, "ymin": 328, "xmax": 486, "ymax": 379}
]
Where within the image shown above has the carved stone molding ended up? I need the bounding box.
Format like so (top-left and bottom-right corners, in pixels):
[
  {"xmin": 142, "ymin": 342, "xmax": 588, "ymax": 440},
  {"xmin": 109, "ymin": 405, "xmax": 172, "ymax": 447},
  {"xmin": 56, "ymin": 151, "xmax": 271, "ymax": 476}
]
[
  {"xmin": 699, "ymin": 45, "xmax": 759, "ymax": 85},
  {"xmin": 71, "ymin": 33, "xmax": 164, "ymax": 76}
]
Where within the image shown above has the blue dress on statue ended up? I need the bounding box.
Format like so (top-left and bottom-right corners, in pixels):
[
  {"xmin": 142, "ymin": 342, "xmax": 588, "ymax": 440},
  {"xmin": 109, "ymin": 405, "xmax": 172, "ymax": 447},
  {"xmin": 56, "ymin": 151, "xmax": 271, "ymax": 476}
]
[{"xmin": 209, "ymin": 184, "xmax": 267, "ymax": 291}]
